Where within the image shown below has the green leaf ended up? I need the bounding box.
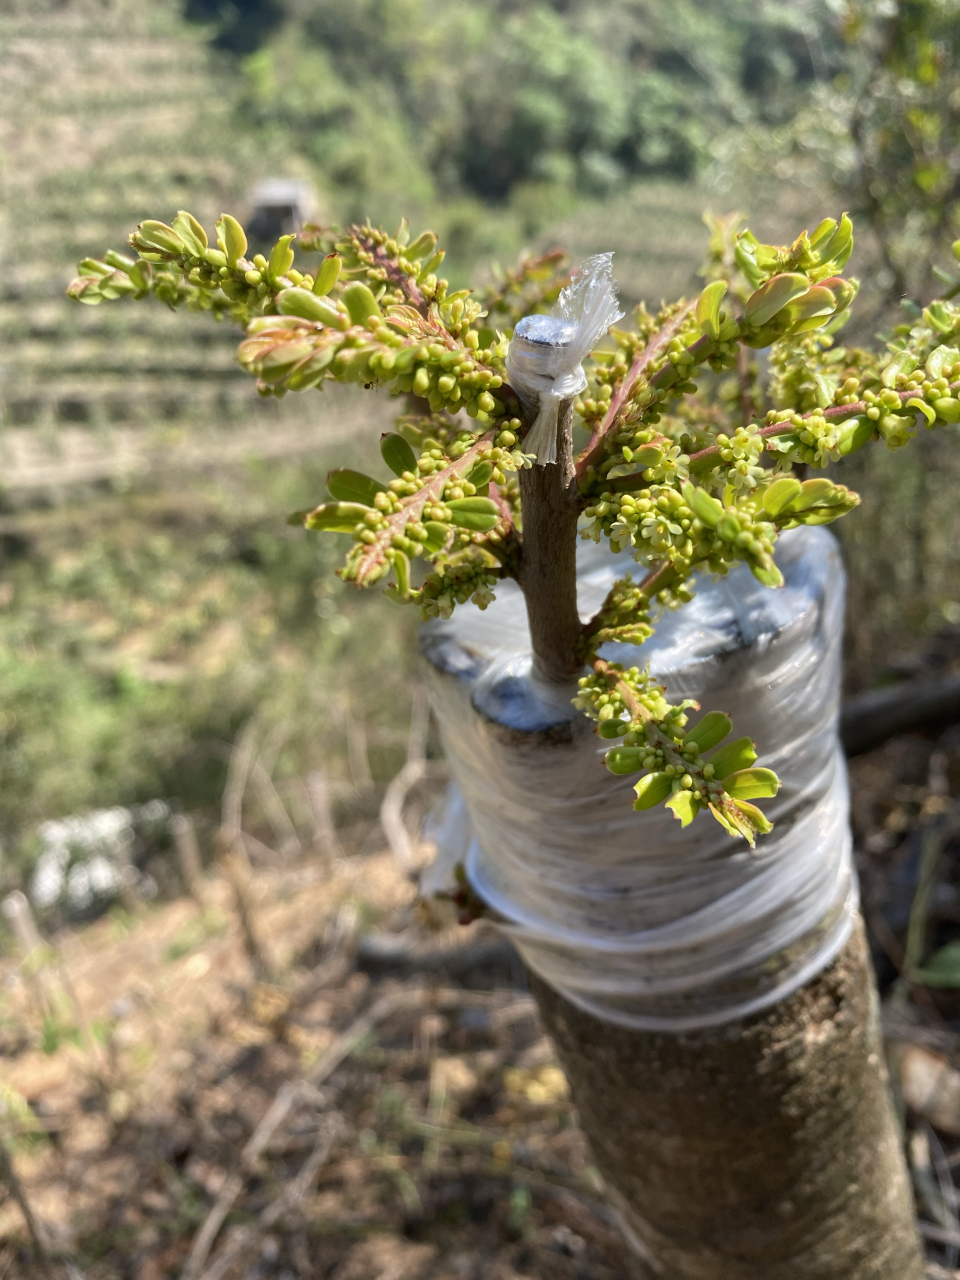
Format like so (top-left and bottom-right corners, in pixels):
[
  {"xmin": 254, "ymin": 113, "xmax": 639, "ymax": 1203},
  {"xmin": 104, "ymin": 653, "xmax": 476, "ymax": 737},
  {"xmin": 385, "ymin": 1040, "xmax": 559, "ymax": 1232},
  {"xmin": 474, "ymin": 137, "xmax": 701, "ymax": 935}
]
[
  {"xmin": 665, "ymin": 790, "xmax": 700, "ymax": 827},
  {"xmin": 467, "ymin": 460, "xmax": 494, "ymax": 487},
  {"xmin": 258, "ymin": 341, "xmax": 314, "ymax": 381},
  {"xmin": 723, "ymin": 767, "xmax": 780, "ymax": 800},
  {"xmin": 783, "ymin": 478, "xmax": 841, "ymax": 512},
  {"xmin": 605, "ymin": 746, "xmax": 644, "ymax": 775},
  {"xmin": 708, "ymin": 802, "xmax": 744, "ymax": 839},
  {"xmin": 446, "ymin": 497, "xmax": 500, "ymax": 532},
  {"xmin": 880, "ymin": 351, "xmax": 918, "ymax": 389},
  {"xmin": 690, "ymin": 487, "xmax": 723, "ymax": 529},
  {"xmin": 838, "ymin": 416, "xmax": 874, "ymax": 456},
  {"xmin": 708, "ymin": 736, "xmax": 757, "ymax": 780},
  {"xmin": 809, "ymin": 217, "xmax": 838, "ymax": 251},
  {"xmin": 925, "ymin": 345, "xmax": 959, "ymax": 381},
  {"xmin": 732, "ymin": 799, "xmax": 774, "ymax": 836},
  {"xmin": 380, "ymin": 433, "xmax": 418, "ymax": 476},
  {"xmin": 103, "ymin": 250, "xmax": 137, "ymax": 273},
  {"xmin": 907, "ymin": 397, "xmax": 937, "ymax": 427},
  {"xmin": 172, "ymin": 210, "xmax": 207, "ymax": 256},
  {"xmin": 304, "ymin": 502, "xmax": 370, "ymax": 532},
  {"xmin": 913, "ymin": 941, "xmax": 960, "ymax": 988},
  {"xmin": 819, "ymin": 213, "xmax": 853, "ymax": 270},
  {"xmin": 598, "ymin": 717, "xmax": 628, "ymax": 739},
  {"xmin": 390, "ymin": 550, "xmax": 411, "ymax": 600},
  {"xmin": 717, "ymin": 513, "xmax": 741, "ymax": 542},
  {"xmin": 326, "ymin": 469, "xmax": 385, "ymax": 505},
  {"xmin": 632, "ymin": 771, "xmax": 673, "ymax": 808},
  {"xmin": 405, "ymin": 230, "xmax": 438, "ymax": 261},
  {"xmin": 696, "ymin": 280, "xmax": 727, "ymax": 341},
  {"xmin": 277, "ymin": 288, "xmax": 341, "ymax": 324},
  {"xmin": 934, "ymin": 398, "xmax": 960, "ymax": 423},
  {"xmin": 923, "ymin": 301, "xmax": 956, "ymax": 335},
  {"xmin": 267, "ymin": 234, "xmax": 296, "ymax": 285},
  {"xmin": 782, "ymin": 285, "xmax": 837, "ymax": 327},
  {"xmin": 422, "ymin": 522, "xmax": 450, "ymax": 554},
  {"xmin": 734, "ymin": 235, "xmax": 765, "ymax": 289},
  {"xmin": 216, "ymin": 214, "xmax": 247, "ymax": 268},
  {"xmin": 762, "ymin": 477, "xmax": 802, "ymax": 517},
  {"xmin": 684, "ymin": 711, "xmax": 732, "ymax": 752},
  {"xmin": 744, "ymin": 273, "xmax": 810, "ymax": 327},
  {"xmin": 313, "ymin": 253, "xmax": 342, "ymax": 296},
  {"xmin": 136, "ymin": 220, "xmax": 184, "ymax": 255},
  {"xmin": 750, "ymin": 563, "xmax": 785, "ymax": 588},
  {"xmin": 343, "ymin": 281, "xmax": 383, "ymax": 326}
]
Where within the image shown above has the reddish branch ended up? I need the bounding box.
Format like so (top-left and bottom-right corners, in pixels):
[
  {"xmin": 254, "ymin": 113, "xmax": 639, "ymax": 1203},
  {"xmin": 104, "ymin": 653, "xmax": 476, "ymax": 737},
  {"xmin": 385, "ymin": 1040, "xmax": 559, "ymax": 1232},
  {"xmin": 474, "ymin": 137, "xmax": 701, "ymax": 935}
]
[{"xmin": 576, "ymin": 302, "xmax": 697, "ymax": 478}]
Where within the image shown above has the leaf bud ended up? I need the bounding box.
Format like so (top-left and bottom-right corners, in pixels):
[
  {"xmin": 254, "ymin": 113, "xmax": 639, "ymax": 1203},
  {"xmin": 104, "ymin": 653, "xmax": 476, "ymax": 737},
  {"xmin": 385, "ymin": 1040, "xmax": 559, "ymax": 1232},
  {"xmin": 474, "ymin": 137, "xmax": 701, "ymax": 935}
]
[
  {"xmin": 216, "ymin": 214, "xmax": 248, "ymax": 268},
  {"xmin": 313, "ymin": 253, "xmax": 342, "ymax": 296},
  {"xmin": 135, "ymin": 220, "xmax": 184, "ymax": 255},
  {"xmin": 173, "ymin": 210, "xmax": 208, "ymax": 256}
]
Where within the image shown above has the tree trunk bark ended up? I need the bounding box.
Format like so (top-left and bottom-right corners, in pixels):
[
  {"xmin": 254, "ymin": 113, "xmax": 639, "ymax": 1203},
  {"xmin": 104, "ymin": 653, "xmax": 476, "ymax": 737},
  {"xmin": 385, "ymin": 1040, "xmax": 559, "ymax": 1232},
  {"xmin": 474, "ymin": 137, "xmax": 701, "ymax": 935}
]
[
  {"xmin": 530, "ymin": 916, "xmax": 923, "ymax": 1279},
  {"xmin": 517, "ymin": 399, "xmax": 583, "ymax": 683}
]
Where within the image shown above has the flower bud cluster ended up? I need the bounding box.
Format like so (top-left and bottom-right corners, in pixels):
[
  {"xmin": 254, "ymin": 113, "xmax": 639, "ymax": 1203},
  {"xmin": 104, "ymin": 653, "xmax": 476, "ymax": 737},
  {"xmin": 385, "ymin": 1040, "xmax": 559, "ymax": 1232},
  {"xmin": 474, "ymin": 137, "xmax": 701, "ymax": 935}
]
[
  {"xmin": 574, "ymin": 666, "xmax": 679, "ymax": 731},
  {"xmin": 580, "ymin": 482, "xmax": 778, "ymax": 587},
  {"xmin": 299, "ymin": 221, "xmax": 460, "ymax": 312},
  {"xmin": 417, "ymin": 560, "xmax": 501, "ymax": 620}
]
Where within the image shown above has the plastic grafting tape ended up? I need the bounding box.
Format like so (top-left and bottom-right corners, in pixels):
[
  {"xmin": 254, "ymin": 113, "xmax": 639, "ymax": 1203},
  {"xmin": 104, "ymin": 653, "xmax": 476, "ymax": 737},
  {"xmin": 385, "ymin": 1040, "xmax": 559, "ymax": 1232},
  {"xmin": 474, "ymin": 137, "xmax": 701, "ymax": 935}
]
[
  {"xmin": 420, "ymin": 526, "xmax": 857, "ymax": 1031},
  {"xmin": 505, "ymin": 253, "xmax": 623, "ymax": 465}
]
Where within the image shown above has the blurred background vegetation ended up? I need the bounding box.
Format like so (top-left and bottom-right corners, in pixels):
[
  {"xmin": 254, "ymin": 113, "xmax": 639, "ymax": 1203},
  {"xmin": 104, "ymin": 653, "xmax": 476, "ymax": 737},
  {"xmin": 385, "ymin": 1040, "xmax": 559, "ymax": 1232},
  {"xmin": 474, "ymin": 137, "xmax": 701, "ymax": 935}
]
[{"xmin": 2, "ymin": 0, "xmax": 960, "ymax": 897}]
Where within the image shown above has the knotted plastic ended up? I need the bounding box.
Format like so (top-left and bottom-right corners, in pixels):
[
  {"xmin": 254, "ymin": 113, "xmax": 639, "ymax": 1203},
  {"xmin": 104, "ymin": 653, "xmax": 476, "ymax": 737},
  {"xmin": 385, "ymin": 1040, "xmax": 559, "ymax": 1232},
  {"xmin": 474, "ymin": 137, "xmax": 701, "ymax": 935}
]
[
  {"xmin": 505, "ymin": 254, "xmax": 623, "ymax": 465},
  {"xmin": 421, "ymin": 527, "xmax": 857, "ymax": 1031}
]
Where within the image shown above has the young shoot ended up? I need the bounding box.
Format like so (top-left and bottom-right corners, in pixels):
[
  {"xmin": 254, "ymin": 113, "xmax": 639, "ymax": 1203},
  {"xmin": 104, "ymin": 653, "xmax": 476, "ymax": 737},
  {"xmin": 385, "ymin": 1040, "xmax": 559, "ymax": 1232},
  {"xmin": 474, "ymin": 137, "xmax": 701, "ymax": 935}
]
[{"xmin": 70, "ymin": 212, "xmax": 960, "ymax": 846}]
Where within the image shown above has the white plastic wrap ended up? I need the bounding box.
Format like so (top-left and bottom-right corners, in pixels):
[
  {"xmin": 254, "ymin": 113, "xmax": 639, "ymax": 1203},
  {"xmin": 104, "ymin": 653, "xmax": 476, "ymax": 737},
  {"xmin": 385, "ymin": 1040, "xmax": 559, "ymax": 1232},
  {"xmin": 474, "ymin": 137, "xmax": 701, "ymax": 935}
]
[
  {"xmin": 421, "ymin": 527, "xmax": 857, "ymax": 1031},
  {"xmin": 505, "ymin": 254, "xmax": 623, "ymax": 465}
]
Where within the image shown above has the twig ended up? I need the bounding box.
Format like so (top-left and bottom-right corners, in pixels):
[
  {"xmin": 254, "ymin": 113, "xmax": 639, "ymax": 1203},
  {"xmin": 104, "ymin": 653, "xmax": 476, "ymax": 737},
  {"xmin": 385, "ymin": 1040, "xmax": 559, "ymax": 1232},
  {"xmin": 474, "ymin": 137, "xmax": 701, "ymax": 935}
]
[
  {"xmin": 928, "ymin": 1123, "xmax": 960, "ymax": 1269},
  {"xmin": 196, "ymin": 1114, "xmax": 344, "ymax": 1280},
  {"xmin": 406, "ymin": 688, "xmax": 430, "ymax": 765},
  {"xmin": 898, "ymin": 805, "xmax": 960, "ymax": 1001},
  {"xmin": 381, "ymin": 760, "xmax": 446, "ymax": 875},
  {"xmin": 219, "ymin": 852, "xmax": 271, "ymax": 979},
  {"xmin": 305, "ymin": 769, "xmax": 344, "ymax": 861},
  {"xmin": 250, "ymin": 760, "xmax": 302, "ymax": 860},
  {"xmin": 576, "ymin": 302, "xmax": 696, "ymax": 477},
  {"xmin": 347, "ymin": 717, "xmax": 374, "ymax": 792},
  {"xmin": 220, "ymin": 718, "xmax": 260, "ymax": 865},
  {"xmin": 171, "ymin": 814, "xmax": 205, "ymax": 903},
  {"xmin": 1, "ymin": 892, "xmax": 67, "ymax": 1023},
  {"xmin": 0, "ymin": 1128, "xmax": 54, "ymax": 1279}
]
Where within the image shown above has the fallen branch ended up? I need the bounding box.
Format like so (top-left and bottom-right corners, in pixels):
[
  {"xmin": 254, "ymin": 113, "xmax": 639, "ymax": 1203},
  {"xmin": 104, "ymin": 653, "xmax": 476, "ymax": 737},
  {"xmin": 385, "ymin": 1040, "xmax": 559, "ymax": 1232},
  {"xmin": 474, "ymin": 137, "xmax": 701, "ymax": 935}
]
[
  {"xmin": 305, "ymin": 769, "xmax": 344, "ymax": 861},
  {"xmin": 840, "ymin": 673, "xmax": 960, "ymax": 757},
  {"xmin": 197, "ymin": 1113, "xmax": 345, "ymax": 1280},
  {"xmin": 380, "ymin": 761, "xmax": 447, "ymax": 875},
  {"xmin": 0, "ymin": 1128, "xmax": 54, "ymax": 1279}
]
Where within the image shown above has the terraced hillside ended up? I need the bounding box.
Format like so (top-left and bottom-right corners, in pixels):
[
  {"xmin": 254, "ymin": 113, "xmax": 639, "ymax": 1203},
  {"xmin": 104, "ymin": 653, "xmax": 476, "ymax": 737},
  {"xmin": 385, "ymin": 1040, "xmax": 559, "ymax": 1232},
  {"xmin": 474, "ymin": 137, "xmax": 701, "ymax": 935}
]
[{"xmin": 0, "ymin": 0, "xmax": 327, "ymax": 489}]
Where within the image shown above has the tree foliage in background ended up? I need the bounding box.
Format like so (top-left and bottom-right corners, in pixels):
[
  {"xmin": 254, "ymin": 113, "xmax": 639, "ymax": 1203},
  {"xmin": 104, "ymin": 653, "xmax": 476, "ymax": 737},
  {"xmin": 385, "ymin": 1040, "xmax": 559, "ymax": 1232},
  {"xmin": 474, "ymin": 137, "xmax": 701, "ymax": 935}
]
[
  {"xmin": 723, "ymin": 0, "xmax": 960, "ymax": 302},
  {"xmin": 185, "ymin": 0, "xmax": 838, "ymax": 220}
]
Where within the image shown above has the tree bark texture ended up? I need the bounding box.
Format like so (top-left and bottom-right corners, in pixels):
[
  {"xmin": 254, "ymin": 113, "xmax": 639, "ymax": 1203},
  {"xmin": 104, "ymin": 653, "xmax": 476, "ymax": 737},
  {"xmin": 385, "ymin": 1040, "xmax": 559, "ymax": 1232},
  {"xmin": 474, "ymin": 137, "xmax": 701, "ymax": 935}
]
[
  {"xmin": 530, "ymin": 917, "xmax": 923, "ymax": 1280},
  {"xmin": 517, "ymin": 399, "xmax": 583, "ymax": 683}
]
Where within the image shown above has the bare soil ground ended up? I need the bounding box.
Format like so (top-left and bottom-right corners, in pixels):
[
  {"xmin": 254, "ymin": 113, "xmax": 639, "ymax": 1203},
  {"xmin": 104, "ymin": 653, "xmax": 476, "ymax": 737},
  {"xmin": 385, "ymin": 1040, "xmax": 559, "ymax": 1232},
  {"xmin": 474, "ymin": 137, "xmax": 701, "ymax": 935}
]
[{"xmin": 4, "ymin": 689, "xmax": 960, "ymax": 1279}]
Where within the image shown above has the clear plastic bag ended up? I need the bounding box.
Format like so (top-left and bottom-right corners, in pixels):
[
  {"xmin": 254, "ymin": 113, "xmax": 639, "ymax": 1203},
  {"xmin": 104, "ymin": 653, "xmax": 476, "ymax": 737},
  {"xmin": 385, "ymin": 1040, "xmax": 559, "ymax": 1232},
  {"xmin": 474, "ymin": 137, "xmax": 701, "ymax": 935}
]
[
  {"xmin": 421, "ymin": 527, "xmax": 857, "ymax": 1031},
  {"xmin": 505, "ymin": 253, "xmax": 623, "ymax": 465}
]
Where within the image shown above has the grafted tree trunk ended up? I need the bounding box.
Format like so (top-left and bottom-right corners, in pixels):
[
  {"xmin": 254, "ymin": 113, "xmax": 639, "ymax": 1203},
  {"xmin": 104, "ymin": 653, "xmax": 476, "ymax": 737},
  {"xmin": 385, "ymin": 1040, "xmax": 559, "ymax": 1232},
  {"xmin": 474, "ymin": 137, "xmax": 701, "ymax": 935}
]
[
  {"xmin": 530, "ymin": 919, "xmax": 923, "ymax": 1279},
  {"xmin": 439, "ymin": 394, "xmax": 924, "ymax": 1276},
  {"xmin": 517, "ymin": 400, "xmax": 583, "ymax": 683}
]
